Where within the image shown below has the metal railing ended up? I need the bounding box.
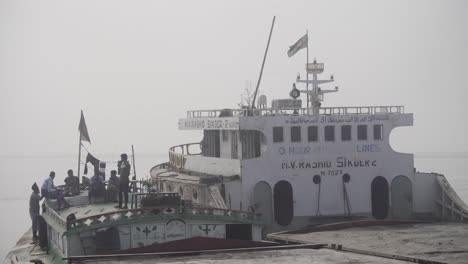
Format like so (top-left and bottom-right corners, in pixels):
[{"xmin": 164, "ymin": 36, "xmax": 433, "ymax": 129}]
[
  {"xmin": 168, "ymin": 142, "xmax": 201, "ymax": 169},
  {"xmin": 186, "ymin": 106, "xmax": 405, "ymax": 118}
]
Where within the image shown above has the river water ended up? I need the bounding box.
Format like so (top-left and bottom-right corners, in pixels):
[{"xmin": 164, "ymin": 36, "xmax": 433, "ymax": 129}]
[{"xmin": 1, "ymin": 153, "xmax": 467, "ymax": 260}]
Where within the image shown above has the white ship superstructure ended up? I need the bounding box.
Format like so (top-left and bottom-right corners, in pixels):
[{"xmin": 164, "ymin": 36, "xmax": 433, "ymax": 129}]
[{"xmin": 153, "ymin": 60, "xmax": 467, "ymax": 232}]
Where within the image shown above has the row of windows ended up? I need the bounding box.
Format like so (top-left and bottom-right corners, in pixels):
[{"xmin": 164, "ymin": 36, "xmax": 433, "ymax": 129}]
[{"xmin": 273, "ymin": 124, "xmax": 383, "ymax": 143}]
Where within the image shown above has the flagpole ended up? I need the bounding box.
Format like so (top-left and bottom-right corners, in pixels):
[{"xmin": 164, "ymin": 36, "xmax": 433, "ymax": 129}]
[
  {"xmin": 132, "ymin": 145, "xmax": 137, "ymax": 179},
  {"xmin": 77, "ymin": 130, "xmax": 82, "ymax": 184},
  {"xmin": 306, "ymin": 30, "xmax": 309, "ymax": 114}
]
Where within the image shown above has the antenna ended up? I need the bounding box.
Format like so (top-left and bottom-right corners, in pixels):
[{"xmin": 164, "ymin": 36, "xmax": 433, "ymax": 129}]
[
  {"xmin": 251, "ymin": 16, "xmax": 276, "ymax": 109},
  {"xmin": 296, "ymin": 59, "xmax": 338, "ymax": 115}
]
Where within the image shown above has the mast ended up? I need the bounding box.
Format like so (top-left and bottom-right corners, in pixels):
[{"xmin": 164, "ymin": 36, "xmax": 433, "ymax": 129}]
[
  {"xmin": 297, "ymin": 60, "xmax": 338, "ymax": 115},
  {"xmin": 77, "ymin": 110, "xmax": 91, "ymax": 183},
  {"xmin": 251, "ymin": 16, "xmax": 276, "ymax": 109},
  {"xmin": 131, "ymin": 145, "xmax": 137, "ymax": 179},
  {"xmin": 306, "ymin": 30, "xmax": 309, "ymax": 112},
  {"xmin": 77, "ymin": 130, "xmax": 82, "ymax": 183}
]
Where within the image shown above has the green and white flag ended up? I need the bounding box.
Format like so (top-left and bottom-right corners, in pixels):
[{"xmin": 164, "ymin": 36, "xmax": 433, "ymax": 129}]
[{"xmin": 287, "ymin": 34, "xmax": 308, "ymax": 57}]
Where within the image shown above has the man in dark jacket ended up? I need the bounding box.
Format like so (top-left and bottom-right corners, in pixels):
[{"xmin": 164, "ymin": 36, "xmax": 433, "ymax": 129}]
[
  {"xmin": 117, "ymin": 153, "xmax": 131, "ymax": 209},
  {"xmin": 64, "ymin": 169, "xmax": 80, "ymax": 196}
]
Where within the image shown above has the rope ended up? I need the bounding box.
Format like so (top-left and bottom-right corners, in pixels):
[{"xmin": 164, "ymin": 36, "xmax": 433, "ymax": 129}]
[
  {"xmin": 80, "ymin": 143, "xmax": 135, "ymax": 177},
  {"xmin": 80, "ymin": 143, "xmax": 125, "ymax": 164}
]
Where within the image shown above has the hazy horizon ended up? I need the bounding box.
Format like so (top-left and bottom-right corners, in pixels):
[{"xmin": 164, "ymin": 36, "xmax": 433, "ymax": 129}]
[{"xmin": 2, "ymin": 0, "xmax": 467, "ymax": 158}]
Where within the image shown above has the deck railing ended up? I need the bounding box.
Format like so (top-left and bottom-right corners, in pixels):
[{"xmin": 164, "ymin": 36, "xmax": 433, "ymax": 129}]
[
  {"xmin": 168, "ymin": 142, "xmax": 241, "ymax": 176},
  {"xmin": 168, "ymin": 142, "xmax": 201, "ymax": 169},
  {"xmin": 66, "ymin": 206, "xmax": 261, "ymax": 235},
  {"xmin": 186, "ymin": 106, "xmax": 404, "ymax": 118}
]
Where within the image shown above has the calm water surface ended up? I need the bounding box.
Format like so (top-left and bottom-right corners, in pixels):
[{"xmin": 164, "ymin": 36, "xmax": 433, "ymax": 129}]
[{"xmin": 1, "ymin": 153, "xmax": 467, "ymax": 260}]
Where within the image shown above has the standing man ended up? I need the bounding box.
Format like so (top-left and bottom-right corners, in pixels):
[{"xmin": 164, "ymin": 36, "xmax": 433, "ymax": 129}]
[
  {"xmin": 29, "ymin": 183, "xmax": 42, "ymax": 242},
  {"xmin": 117, "ymin": 153, "xmax": 131, "ymax": 209}
]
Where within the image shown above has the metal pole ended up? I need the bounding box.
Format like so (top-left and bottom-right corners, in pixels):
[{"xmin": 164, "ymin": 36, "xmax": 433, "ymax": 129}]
[
  {"xmin": 131, "ymin": 145, "xmax": 137, "ymax": 178},
  {"xmin": 131, "ymin": 145, "xmax": 137, "ymax": 193},
  {"xmin": 77, "ymin": 131, "xmax": 81, "ymax": 184},
  {"xmin": 251, "ymin": 16, "xmax": 276, "ymax": 109},
  {"xmin": 306, "ymin": 30, "xmax": 309, "ymax": 114}
]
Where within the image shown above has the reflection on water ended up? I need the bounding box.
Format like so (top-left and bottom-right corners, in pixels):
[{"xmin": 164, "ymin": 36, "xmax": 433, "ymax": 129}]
[{"xmin": 1, "ymin": 153, "xmax": 467, "ymax": 260}]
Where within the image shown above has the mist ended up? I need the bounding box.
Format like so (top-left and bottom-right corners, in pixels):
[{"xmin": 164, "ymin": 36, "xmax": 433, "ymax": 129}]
[{"xmin": 1, "ymin": 0, "xmax": 467, "ymax": 158}]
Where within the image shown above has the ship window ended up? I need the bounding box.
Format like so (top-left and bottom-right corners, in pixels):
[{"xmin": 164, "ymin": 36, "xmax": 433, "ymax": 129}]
[
  {"xmin": 374, "ymin": 125, "xmax": 383, "ymax": 140},
  {"xmin": 273, "ymin": 127, "xmax": 283, "ymax": 143},
  {"xmin": 222, "ymin": 130, "xmax": 228, "ymax": 142},
  {"xmin": 341, "ymin": 125, "xmax": 351, "ymax": 141},
  {"xmin": 358, "ymin": 125, "xmax": 367, "ymax": 140},
  {"xmin": 308, "ymin": 126, "xmax": 318, "ymax": 142},
  {"xmin": 291, "ymin": 126, "xmax": 301, "ymax": 142},
  {"xmin": 325, "ymin": 126, "xmax": 335, "ymax": 141}
]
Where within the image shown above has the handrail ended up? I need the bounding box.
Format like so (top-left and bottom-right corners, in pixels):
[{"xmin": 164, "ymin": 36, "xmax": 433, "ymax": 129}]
[
  {"xmin": 169, "ymin": 142, "xmax": 202, "ymax": 155},
  {"xmin": 168, "ymin": 143, "xmax": 201, "ymax": 169},
  {"xmin": 186, "ymin": 106, "xmax": 405, "ymax": 118},
  {"xmin": 63, "ymin": 244, "xmax": 326, "ymax": 263}
]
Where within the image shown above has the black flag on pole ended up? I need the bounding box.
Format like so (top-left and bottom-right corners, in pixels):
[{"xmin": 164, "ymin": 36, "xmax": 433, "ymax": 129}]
[{"xmin": 79, "ymin": 110, "xmax": 91, "ymax": 143}]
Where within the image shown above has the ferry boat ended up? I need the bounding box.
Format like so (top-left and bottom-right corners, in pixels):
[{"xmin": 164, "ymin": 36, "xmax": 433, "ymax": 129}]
[
  {"xmin": 5, "ymin": 30, "xmax": 468, "ymax": 264},
  {"xmin": 151, "ymin": 58, "xmax": 468, "ymax": 234}
]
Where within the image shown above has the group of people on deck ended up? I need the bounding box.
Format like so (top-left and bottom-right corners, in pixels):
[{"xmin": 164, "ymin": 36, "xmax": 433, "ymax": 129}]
[
  {"xmin": 29, "ymin": 153, "xmax": 132, "ymax": 242},
  {"xmin": 87, "ymin": 153, "xmax": 131, "ymax": 209}
]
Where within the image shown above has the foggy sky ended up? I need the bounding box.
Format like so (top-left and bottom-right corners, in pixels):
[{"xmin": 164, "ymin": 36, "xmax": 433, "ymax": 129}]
[{"xmin": 1, "ymin": 0, "xmax": 467, "ymax": 158}]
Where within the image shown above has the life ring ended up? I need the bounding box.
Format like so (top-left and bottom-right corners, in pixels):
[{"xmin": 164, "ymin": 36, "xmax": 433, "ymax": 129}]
[{"xmin": 290, "ymin": 88, "xmax": 300, "ymax": 99}]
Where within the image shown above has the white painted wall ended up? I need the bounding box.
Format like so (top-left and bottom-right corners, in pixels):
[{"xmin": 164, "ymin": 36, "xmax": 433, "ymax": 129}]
[
  {"xmin": 224, "ymin": 180, "xmax": 242, "ymax": 210},
  {"xmin": 252, "ymin": 225, "xmax": 263, "ymax": 241},
  {"xmin": 238, "ymin": 113, "xmax": 415, "ymax": 218},
  {"xmin": 412, "ymin": 172, "xmax": 438, "ymax": 214},
  {"xmin": 184, "ymin": 156, "xmax": 240, "ymax": 176}
]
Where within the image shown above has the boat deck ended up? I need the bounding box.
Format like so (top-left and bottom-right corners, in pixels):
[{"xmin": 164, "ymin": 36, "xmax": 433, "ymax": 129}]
[
  {"xmin": 5, "ymin": 229, "xmax": 406, "ymax": 264},
  {"xmin": 58, "ymin": 197, "xmax": 123, "ymax": 220},
  {"xmin": 268, "ymin": 222, "xmax": 468, "ymax": 264},
  {"xmin": 7, "ymin": 222, "xmax": 468, "ymax": 264},
  {"xmin": 81, "ymin": 248, "xmax": 408, "ymax": 264}
]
